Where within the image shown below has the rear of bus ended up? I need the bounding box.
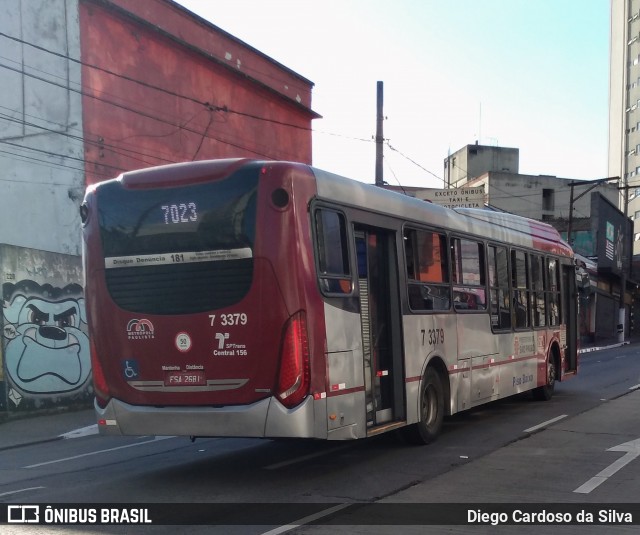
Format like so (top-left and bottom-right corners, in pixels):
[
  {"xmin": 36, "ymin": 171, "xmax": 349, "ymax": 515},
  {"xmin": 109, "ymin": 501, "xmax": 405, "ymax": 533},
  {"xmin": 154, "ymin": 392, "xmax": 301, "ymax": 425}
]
[{"xmin": 81, "ymin": 159, "xmax": 326, "ymax": 438}]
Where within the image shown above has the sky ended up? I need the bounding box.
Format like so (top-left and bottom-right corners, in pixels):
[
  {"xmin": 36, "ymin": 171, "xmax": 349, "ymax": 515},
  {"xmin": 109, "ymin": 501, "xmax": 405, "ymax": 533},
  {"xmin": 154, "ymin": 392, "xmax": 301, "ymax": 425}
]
[{"xmin": 176, "ymin": 0, "xmax": 610, "ymax": 188}]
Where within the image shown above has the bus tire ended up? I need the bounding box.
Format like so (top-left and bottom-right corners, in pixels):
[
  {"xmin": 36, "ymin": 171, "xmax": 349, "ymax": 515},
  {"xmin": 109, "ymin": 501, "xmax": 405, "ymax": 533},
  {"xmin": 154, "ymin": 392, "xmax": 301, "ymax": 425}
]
[
  {"xmin": 402, "ymin": 366, "xmax": 445, "ymax": 445},
  {"xmin": 533, "ymin": 351, "xmax": 557, "ymax": 401}
]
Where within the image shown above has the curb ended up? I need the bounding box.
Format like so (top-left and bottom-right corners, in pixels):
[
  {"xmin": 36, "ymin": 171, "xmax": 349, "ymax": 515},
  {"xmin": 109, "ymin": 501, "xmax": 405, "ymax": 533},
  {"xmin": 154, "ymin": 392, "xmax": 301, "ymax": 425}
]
[
  {"xmin": 578, "ymin": 341, "xmax": 630, "ymax": 354},
  {"xmin": 0, "ymin": 436, "xmax": 63, "ymax": 453}
]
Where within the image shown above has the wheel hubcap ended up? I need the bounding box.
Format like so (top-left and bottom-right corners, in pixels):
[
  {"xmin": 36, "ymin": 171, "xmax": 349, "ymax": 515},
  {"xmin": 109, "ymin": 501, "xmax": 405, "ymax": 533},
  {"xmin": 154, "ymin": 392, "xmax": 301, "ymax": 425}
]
[{"xmin": 423, "ymin": 385, "xmax": 437, "ymax": 426}]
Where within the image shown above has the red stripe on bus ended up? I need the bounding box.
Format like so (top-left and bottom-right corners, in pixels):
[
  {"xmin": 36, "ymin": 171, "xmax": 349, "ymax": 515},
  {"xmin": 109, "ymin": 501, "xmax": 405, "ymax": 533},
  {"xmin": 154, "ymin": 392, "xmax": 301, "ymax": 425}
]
[
  {"xmin": 405, "ymin": 354, "xmax": 545, "ymax": 382},
  {"xmin": 326, "ymin": 386, "xmax": 366, "ymax": 397}
]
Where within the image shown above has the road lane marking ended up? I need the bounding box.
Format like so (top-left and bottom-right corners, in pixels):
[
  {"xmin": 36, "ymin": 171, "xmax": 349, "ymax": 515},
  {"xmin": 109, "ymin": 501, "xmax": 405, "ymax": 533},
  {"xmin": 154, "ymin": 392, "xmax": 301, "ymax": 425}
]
[
  {"xmin": 264, "ymin": 445, "xmax": 350, "ymax": 470},
  {"xmin": 0, "ymin": 487, "xmax": 45, "ymax": 498},
  {"xmin": 260, "ymin": 504, "xmax": 352, "ymax": 535},
  {"xmin": 24, "ymin": 436, "xmax": 175, "ymax": 469},
  {"xmin": 59, "ymin": 424, "xmax": 99, "ymax": 439},
  {"xmin": 574, "ymin": 437, "xmax": 640, "ymax": 494},
  {"xmin": 523, "ymin": 414, "xmax": 568, "ymax": 434}
]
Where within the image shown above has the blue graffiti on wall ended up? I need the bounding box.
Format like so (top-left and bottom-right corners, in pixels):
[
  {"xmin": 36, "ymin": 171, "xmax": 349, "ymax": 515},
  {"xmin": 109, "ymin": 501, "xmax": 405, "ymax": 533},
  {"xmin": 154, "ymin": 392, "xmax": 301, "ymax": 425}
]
[{"xmin": 2, "ymin": 281, "xmax": 91, "ymax": 407}]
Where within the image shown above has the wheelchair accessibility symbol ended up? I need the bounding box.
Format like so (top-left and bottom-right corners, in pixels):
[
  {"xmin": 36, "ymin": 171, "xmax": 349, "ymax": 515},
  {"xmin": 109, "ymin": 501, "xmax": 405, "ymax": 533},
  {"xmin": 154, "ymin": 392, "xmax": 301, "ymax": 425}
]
[{"xmin": 122, "ymin": 359, "xmax": 139, "ymax": 380}]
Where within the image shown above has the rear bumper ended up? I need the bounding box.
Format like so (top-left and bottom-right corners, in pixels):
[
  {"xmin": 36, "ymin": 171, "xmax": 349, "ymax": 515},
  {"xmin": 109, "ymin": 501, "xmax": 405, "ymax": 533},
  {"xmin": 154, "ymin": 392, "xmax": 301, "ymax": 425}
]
[{"xmin": 95, "ymin": 395, "xmax": 317, "ymax": 438}]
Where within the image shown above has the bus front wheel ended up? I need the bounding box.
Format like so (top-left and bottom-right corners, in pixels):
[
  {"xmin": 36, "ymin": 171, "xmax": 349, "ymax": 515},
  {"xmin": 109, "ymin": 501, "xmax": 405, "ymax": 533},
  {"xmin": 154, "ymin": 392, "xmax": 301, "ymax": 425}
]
[{"xmin": 402, "ymin": 366, "xmax": 445, "ymax": 445}]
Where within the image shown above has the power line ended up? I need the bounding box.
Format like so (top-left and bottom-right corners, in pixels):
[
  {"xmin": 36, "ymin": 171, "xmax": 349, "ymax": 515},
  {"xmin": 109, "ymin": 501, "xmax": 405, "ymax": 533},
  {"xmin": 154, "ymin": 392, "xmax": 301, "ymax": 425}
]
[
  {"xmin": 385, "ymin": 141, "xmax": 445, "ymax": 185},
  {"xmin": 0, "ymin": 30, "xmax": 316, "ymax": 136},
  {"xmin": 0, "ymin": 32, "xmax": 474, "ymax": 185},
  {"xmin": 2, "ymin": 30, "xmax": 443, "ymax": 179},
  {"xmin": 0, "ymin": 60, "xmax": 280, "ymax": 161}
]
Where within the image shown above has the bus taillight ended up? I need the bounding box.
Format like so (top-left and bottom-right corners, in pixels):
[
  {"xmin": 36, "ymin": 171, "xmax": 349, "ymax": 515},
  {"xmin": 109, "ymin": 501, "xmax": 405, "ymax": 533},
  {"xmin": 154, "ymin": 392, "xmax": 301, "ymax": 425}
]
[
  {"xmin": 90, "ymin": 339, "xmax": 111, "ymax": 408},
  {"xmin": 277, "ymin": 311, "xmax": 310, "ymax": 408}
]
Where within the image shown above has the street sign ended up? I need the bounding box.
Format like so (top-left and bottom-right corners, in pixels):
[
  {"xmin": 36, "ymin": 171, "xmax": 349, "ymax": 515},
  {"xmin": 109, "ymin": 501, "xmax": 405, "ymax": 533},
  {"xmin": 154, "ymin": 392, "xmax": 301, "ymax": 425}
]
[{"xmin": 417, "ymin": 186, "xmax": 485, "ymax": 209}]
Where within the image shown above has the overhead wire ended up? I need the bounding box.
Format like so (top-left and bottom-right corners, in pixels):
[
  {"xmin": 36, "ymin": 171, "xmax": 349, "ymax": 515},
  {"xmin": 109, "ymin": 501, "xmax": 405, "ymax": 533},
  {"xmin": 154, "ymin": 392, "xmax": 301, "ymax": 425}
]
[
  {"xmin": 0, "ymin": 30, "xmax": 314, "ymax": 156},
  {"xmin": 1, "ymin": 30, "xmax": 446, "ymax": 183},
  {"xmin": 447, "ymin": 158, "xmax": 616, "ymax": 219}
]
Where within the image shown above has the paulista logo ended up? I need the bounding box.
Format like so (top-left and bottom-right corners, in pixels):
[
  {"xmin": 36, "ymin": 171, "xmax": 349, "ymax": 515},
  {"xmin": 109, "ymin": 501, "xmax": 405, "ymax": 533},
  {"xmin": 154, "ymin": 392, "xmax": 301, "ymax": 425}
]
[{"xmin": 126, "ymin": 319, "xmax": 155, "ymax": 340}]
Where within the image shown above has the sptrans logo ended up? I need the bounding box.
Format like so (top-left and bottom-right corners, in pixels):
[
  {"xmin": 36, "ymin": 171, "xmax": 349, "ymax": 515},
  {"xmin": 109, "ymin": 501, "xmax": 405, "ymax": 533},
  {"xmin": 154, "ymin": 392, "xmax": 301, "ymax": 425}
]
[{"xmin": 126, "ymin": 319, "xmax": 155, "ymax": 340}]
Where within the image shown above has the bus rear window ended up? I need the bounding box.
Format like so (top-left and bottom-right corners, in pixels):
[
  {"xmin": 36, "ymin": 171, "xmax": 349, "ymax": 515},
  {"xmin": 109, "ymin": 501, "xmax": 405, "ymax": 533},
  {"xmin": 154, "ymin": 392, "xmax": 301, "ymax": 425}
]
[
  {"xmin": 97, "ymin": 167, "xmax": 258, "ymax": 261},
  {"xmin": 96, "ymin": 167, "xmax": 259, "ymax": 314}
]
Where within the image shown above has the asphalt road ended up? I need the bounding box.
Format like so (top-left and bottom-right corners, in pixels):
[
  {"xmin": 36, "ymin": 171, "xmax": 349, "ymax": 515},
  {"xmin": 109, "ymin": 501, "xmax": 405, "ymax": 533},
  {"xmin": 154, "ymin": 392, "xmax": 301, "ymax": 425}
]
[{"xmin": 1, "ymin": 343, "xmax": 640, "ymax": 534}]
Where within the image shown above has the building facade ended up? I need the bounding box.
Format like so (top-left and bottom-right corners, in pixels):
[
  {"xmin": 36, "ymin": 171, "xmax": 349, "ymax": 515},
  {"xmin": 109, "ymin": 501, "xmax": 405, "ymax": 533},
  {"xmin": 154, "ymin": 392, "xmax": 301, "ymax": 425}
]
[
  {"xmin": 443, "ymin": 143, "xmax": 519, "ymax": 189},
  {"xmin": 0, "ymin": 0, "xmax": 317, "ymax": 415},
  {"xmin": 467, "ymin": 172, "xmax": 619, "ymax": 225},
  {"xmin": 609, "ymin": 0, "xmax": 640, "ymax": 253},
  {"xmin": 0, "ymin": 0, "xmax": 318, "ymax": 256}
]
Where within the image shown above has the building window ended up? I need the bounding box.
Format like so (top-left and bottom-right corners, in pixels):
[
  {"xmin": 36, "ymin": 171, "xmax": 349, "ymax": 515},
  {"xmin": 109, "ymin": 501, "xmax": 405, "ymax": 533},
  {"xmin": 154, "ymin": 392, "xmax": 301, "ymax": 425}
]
[{"xmin": 542, "ymin": 189, "xmax": 554, "ymax": 211}]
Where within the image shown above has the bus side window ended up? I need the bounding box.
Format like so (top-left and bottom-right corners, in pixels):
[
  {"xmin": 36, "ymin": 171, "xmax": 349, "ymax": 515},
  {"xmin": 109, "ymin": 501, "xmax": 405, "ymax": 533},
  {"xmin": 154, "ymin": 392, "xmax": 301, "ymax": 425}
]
[
  {"xmin": 404, "ymin": 228, "xmax": 450, "ymax": 311},
  {"xmin": 530, "ymin": 254, "xmax": 546, "ymax": 327},
  {"xmin": 488, "ymin": 245, "xmax": 511, "ymax": 329},
  {"xmin": 546, "ymin": 257, "xmax": 561, "ymax": 326},
  {"xmin": 315, "ymin": 209, "xmax": 352, "ymax": 295},
  {"xmin": 451, "ymin": 238, "xmax": 487, "ymax": 312},
  {"xmin": 512, "ymin": 249, "xmax": 530, "ymax": 329}
]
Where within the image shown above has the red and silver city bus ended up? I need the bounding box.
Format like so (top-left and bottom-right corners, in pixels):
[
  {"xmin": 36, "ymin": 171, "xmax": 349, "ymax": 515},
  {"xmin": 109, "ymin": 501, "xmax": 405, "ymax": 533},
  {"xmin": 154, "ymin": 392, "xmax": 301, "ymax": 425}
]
[{"xmin": 81, "ymin": 158, "xmax": 578, "ymax": 444}]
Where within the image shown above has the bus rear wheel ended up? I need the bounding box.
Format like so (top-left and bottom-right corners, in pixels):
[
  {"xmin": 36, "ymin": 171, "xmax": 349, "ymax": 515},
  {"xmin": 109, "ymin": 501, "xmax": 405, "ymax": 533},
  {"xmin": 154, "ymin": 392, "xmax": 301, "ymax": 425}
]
[
  {"xmin": 533, "ymin": 353, "xmax": 556, "ymax": 401},
  {"xmin": 402, "ymin": 366, "xmax": 444, "ymax": 445}
]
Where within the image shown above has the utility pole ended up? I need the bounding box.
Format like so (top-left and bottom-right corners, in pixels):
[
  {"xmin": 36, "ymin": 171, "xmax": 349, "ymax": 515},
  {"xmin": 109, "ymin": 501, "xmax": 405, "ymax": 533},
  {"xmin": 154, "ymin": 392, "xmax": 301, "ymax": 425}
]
[
  {"xmin": 621, "ymin": 172, "xmax": 630, "ymax": 343},
  {"xmin": 375, "ymin": 81, "xmax": 384, "ymax": 187}
]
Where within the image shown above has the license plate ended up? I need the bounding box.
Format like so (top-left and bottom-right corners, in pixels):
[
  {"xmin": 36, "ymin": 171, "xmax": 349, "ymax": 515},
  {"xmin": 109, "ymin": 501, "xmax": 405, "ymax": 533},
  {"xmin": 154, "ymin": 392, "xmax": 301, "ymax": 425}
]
[{"xmin": 164, "ymin": 370, "xmax": 206, "ymax": 386}]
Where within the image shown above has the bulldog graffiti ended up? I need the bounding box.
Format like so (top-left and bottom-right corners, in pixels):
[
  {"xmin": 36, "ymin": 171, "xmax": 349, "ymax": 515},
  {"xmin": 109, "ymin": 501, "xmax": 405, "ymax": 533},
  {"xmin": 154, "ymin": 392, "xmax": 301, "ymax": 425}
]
[{"xmin": 2, "ymin": 281, "xmax": 91, "ymax": 398}]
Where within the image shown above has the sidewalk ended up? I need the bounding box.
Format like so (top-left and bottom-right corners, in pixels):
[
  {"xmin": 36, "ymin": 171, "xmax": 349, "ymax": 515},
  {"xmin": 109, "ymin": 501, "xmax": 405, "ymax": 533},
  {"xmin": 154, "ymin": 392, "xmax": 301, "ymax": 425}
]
[{"xmin": 0, "ymin": 407, "xmax": 96, "ymax": 451}]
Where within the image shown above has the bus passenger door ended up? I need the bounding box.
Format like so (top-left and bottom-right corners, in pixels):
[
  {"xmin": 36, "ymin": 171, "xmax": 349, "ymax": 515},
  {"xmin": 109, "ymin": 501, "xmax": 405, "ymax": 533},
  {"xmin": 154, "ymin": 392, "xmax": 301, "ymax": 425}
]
[
  {"xmin": 563, "ymin": 264, "xmax": 578, "ymax": 373},
  {"xmin": 354, "ymin": 227, "xmax": 405, "ymax": 429}
]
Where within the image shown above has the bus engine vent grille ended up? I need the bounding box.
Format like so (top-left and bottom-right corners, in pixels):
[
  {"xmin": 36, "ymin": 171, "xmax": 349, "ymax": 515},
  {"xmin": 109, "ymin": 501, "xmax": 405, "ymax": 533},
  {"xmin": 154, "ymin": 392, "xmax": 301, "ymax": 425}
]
[{"xmin": 104, "ymin": 259, "xmax": 253, "ymax": 314}]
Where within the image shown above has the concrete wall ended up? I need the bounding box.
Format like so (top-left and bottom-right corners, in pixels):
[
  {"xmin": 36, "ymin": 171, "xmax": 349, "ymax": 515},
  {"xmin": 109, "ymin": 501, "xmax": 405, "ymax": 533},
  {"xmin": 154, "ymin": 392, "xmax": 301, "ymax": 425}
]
[
  {"xmin": 0, "ymin": 0, "xmax": 85, "ymax": 256},
  {"xmin": 1, "ymin": 244, "xmax": 91, "ymax": 413},
  {"xmin": 444, "ymin": 145, "xmax": 519, "ymax": 188},
  {"xmin": 469, "ymin": 172, "xmax": 620, "ymax": 222},
  {"xmin": 79, "ymin": 0, "xmax": 318, "ymax": 185},
  {"xmin": 608, "ymin": 0, "xmax": 627, "ymax": 181}
]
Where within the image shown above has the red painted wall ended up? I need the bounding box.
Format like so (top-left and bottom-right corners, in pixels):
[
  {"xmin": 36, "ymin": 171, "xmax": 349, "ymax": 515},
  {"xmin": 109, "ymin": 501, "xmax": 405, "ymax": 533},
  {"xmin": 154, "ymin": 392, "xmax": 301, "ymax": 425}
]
[{"xmin": 79, "ymin": 0, "xmax": 318, "ymax": 184}]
